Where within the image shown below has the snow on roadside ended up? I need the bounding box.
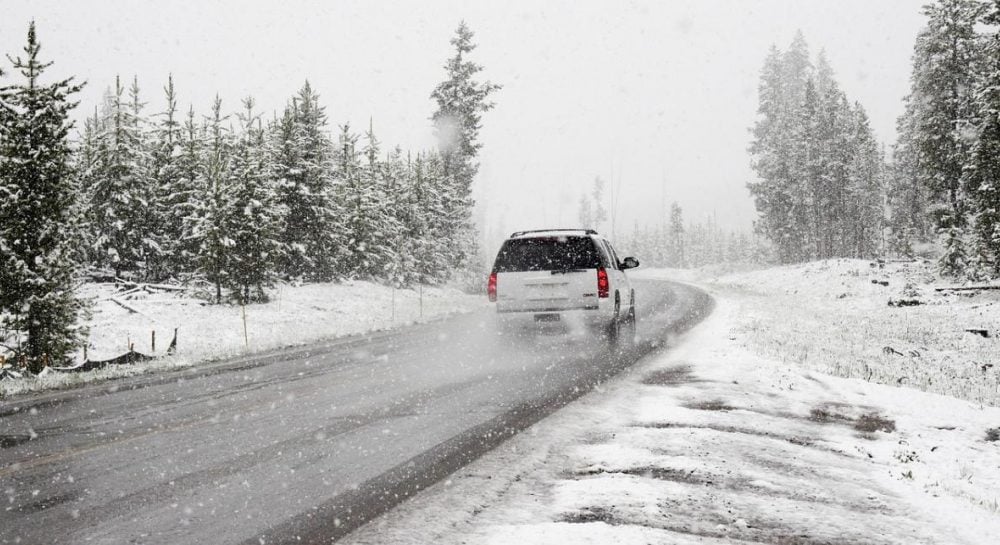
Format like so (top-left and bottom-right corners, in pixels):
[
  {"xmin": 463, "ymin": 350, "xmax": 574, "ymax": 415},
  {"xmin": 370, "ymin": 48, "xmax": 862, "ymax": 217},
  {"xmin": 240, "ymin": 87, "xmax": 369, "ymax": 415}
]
[
  {"xmin": 641, "ymin": 260, "xmax": 1000, "ymax": 407},
  {"xmin": 341, "ymin": 286, "xmax": 1000, "ymax": 545},
  {"xmin": 0, "ymin": 281, "xmax": 485, "ymax": 398}
]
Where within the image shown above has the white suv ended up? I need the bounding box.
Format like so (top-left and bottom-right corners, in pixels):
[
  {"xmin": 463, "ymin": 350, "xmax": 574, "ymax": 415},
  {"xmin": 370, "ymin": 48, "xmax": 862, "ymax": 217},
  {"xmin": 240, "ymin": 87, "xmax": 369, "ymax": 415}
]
[{"xmin": 487, "ymin": 229, "xmax": 639, "ymax": 346}]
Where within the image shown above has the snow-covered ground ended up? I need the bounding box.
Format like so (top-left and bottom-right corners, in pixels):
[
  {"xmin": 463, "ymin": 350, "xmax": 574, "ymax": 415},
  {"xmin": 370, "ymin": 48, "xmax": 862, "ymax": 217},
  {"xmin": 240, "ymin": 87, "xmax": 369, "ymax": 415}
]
[
  {"xmin": 0, "ymin": 281, "xmax": 485, "ymax": 398},
  {"xmin": 697, "ymin": 259, "xmax": 1000, "ymax": 406},
  {"xmin": 341, "ymin": 266, "xmax": 1000, "ymax": 544}
]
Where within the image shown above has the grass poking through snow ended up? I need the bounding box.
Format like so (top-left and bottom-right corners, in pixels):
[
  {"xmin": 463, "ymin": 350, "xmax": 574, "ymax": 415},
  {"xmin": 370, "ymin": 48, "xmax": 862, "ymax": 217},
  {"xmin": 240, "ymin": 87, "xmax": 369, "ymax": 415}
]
[{"xmin": 707, "ymin": 259, "xmax": 1000, "ymax": 407}]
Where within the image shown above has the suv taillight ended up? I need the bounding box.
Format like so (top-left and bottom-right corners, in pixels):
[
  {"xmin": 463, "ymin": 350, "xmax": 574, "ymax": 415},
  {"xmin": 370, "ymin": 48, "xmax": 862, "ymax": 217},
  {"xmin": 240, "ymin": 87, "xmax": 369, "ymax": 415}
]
[
  {"xmin": 597, "ymin": 267, "xmax": 609, "ymax": 298},
  {"xmin": 488, "ymin": 272, "xmax": 498, "ymax": 302}
]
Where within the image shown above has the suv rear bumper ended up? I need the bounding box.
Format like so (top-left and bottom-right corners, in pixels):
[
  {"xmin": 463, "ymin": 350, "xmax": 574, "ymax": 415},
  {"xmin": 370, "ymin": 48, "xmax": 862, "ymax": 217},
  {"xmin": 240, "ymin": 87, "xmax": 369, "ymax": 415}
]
[
  {"xmin": 496, "ymin": 304, "xmax": 599, "ymax": 313},
  {"xmin": 495, "ymin": 304, "xmax": 615, "ymax": 330}
]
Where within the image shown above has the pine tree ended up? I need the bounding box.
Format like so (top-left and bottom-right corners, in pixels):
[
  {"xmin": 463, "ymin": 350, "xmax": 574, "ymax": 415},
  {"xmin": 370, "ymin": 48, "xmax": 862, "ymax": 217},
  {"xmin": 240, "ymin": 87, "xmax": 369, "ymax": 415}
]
[
  {"xmin": 126, "ymin": 77, "xmax": 163, "ymax": 279},
  {"xmin": 151, "ymin": 75, "xmax": 186, "ymax": 279},
  {"xmin": 75, "ymin": 107, "xmax": 101, "ymax": 266},
  {"xmin": 174, "ymin": 105, "xmax": 205, "ymax": 273},
  {"xmin": 888, "ymin": 99, "xmax": 932, "ymax": 254},
  {"xmin": 336, "ymin": 124, "xmax": 380, "ymax": 278},
  {"xmin": 748, "ymin": 43, "xmax": 804, "ymax": 263},
  {"xmin": 189, "ymin": 96, "xmax": 232, "ymax": 303},
  {"xmin": 407, "ymin": 152, "xmax": 450, "ymax": 283},
  {"xmin": 225, "ymin": 98, "xmax": 284, "ymax": 303},
  {"xmin": 911, "ymin": 0, "xmax": 987, "ymax": 276},
  {"xmin": 88, "ymin": 75, "xmax": 156, "ymax": 278},
  {"xmin": 814, "ymin": 55, "xmax": 862, "ymax": 258},
  {"xmin": 0, "ymin": 22, "xmax": 86, "ymax": 371},
  {"xmin": 382, "ymin": 147, "xmax": 416, "ymax": 286},
  {"xmin": 791, "ymin": 76, "xmax": 821, "ymax": 260},
  {"xmin": 339, "ymin": 122, "xmax": 399, "ymax": 279},
  {"xmin": 273, "ymin": 82, "xmax": 341, "ymax": 281},
  {"xmin": 430, "ymin": 21, "xmax": 501, "ymax": 273},
  {"xmin": 968, "ymin": 0, "xmax": 1000, "ymax": 276},
  {"xmin": 908, "ymin": 0, "xmax": 985, "ymax": 230},
  {"xmin": 939, "ymin": 225, "xmax": 969, "ymax": 276},
  {"xmin": 846, "ymin": 106, "xmax": 885, "ymax": 258}
]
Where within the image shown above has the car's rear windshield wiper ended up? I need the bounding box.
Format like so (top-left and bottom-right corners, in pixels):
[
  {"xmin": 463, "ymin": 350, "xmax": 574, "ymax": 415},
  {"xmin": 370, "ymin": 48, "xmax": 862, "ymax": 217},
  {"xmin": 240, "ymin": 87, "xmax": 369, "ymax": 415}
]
[{"xmin": 551, "ymin": 268, "xmax": 588, "ymax": 275}]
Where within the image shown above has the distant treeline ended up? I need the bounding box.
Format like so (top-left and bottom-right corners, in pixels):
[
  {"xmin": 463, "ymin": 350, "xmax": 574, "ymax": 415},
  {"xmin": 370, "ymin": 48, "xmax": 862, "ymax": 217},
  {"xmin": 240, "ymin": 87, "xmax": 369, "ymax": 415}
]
[
  {"xmin": 573, "ymin": 178, "xmax": 769, "ymax": 269},
  {"xmin": 750, "ymin": 1, "xmax": 1000, "ymax": 280},
  {"xmin": 621, "ymin": 202, "xmax": 771, "ymax": 269}
]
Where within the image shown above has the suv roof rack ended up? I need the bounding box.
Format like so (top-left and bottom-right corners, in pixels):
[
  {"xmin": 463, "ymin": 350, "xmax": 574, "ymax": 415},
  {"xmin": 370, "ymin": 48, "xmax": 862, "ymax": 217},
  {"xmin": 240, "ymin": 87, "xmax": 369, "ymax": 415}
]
[{"xmin": 509, "ymin": 228, "xmax": 598, "ymax": 238}]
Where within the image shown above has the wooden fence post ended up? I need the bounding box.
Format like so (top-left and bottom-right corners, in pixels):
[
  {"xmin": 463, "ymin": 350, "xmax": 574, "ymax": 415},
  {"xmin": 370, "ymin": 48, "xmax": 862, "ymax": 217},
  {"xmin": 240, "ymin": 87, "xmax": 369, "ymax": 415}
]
[{"xmin": 242, "ymin": 304, "xmax": 249, "ymax": 350}]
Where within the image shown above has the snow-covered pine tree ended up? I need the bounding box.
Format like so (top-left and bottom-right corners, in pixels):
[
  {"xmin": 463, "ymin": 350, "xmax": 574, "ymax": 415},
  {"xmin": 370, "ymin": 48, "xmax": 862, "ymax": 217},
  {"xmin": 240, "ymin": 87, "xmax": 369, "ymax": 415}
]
[
  {"xmin": 382, "ymin": 147, "xmax": 416, "ymax": 286},
  {"xmin": 74, "ymin": 107, "xmax": 102, "ymax": 267},
  {"xmin": 174, "ymin": 105, "xmax": 206, "ymax": 274},
  {"xmin": 336, "ymin": 123, "xmax": 388, "ymax": 279},
  {"xmin": 430, "ymin": 21, "xmax": 501, "ymax": 276},
  {"xmin": 151, "ymin": 75, "xmax": 187, "ymax": 280},
  {"xmin": 88, "ymin": 75, "xmax": 156, "ymax": 279},
  {"xmin": 357, "ymin": 123, "xmax": 401, "ymax": 279},
  {"xmin": 272, "ymin": 82, "xmax": 341, "ymax": 281},
  {"xmin": 225, "ymin": 98, "xmax": 284, "ymax": 303},
  {"xmin": 0, "ymin": 22, "xmax": 87, "ymax": 371},
  {"xmin": 748, "ymin": 43, "xmax": 803, "ymax": 263},
  {"xmin": 906, "ymin": 0, "xmax": 986, "ymax": 275},
  {"xmin": 845, "ymin": 105, "xmax": 885, "ymax": 258},
  {"xmin": 189, "ymin": 96, "xmax": 233, "ymax": 303},
  {"xmin": 78, "ymin": 95, "xmax": 113, "ymax": 268},
  {"xmin": 77, "ymin": 109, "xmax": 101, "ymax": 198},
  {"xmin": 939, "ymin": 225, "xmax": 969, "ymax": 276},
  {"xmin": 968, "ymin": 1, "xmax": 1000, "ymax": 276},
  {"xmin": 888, "ymin": 98, "xmax": 932, "ymax": 255},
  {"xmin": 811, "ymin": 51, "xmax": 846, "ymax": 259},
  {"xmin": 407, "ymin": 152, "xmax": 450, "ymax": 283},
  {"xmin": 268, "ymin": 101, "xmax": 304, "ymax": 277},
  {"xmin": 126, "ymin": 77, "xmax": 163, "ymax": 279},
  {"xmin": 792, "ymin": 75, "xmax": 822, "ymax": 261}
]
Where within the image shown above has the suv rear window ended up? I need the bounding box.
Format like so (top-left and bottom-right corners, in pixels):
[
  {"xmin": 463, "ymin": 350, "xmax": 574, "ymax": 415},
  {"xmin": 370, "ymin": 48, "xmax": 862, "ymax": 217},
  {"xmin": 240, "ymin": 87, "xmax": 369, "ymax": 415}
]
[{"xmin": 493, "ymin": 236, "xmax": 602, "ymax": 272}]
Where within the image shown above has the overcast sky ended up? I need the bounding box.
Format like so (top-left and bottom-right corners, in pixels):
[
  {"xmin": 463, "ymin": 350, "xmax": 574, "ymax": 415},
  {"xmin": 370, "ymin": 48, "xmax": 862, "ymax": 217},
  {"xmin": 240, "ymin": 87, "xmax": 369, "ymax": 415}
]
[{"xmin": 1, "ymin": 0, "xmax": 927, "ymax": 247}]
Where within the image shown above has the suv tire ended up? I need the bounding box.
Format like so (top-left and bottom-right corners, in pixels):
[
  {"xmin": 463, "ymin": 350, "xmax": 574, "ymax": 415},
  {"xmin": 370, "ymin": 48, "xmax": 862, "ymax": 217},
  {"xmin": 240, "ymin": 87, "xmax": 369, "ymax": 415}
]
[{"xmin": 606, "ymin": 293, "xmax": 622, "ymax": 347}]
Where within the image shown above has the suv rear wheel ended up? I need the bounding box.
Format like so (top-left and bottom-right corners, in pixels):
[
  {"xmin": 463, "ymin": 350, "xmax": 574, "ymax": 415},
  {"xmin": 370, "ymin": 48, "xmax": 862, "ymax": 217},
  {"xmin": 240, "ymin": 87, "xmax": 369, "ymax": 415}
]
[
  {"xmin": 606, "ymin": 293, "xmax": 622, "ymax": 346},
  {"xmin": 607, "ymin": 293, "xmax": 637, "ymax": 353},
  {"xmin": 623, "ymin": 305, "xmax": 637, "ymax": 347}
]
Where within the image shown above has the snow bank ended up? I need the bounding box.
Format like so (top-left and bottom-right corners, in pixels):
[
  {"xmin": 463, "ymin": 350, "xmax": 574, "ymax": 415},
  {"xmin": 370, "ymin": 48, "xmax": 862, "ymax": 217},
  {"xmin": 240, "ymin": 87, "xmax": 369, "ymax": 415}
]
[{"xmin": 0, "ymin": 281, "xmax": 485, "ymax": 398}]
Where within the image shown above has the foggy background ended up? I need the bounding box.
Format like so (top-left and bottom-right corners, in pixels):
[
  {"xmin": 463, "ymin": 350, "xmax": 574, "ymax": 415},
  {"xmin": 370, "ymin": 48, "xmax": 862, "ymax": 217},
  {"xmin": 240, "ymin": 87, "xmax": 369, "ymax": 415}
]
[{"xmin": 1, "ymin": 0, "xmax": 926, "ymax": 250}]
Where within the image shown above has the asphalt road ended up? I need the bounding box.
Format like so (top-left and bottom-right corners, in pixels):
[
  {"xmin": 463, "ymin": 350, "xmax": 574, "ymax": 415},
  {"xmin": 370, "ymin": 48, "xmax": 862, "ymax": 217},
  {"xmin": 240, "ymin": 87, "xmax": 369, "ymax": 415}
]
[{"xmin": 0, "ymin": 279, "xmax": 712, "ymax": 545}]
